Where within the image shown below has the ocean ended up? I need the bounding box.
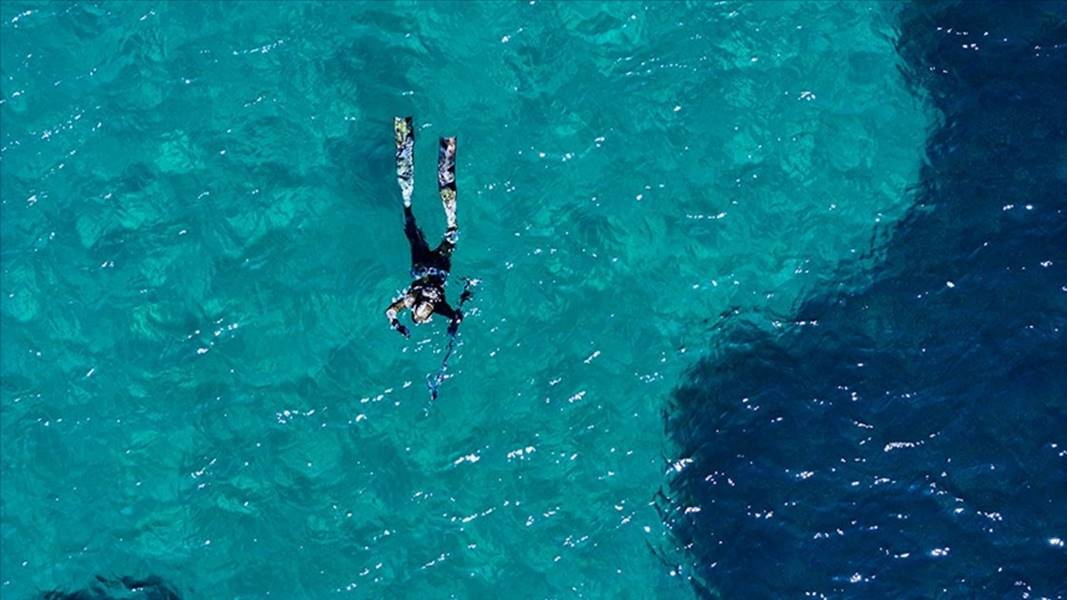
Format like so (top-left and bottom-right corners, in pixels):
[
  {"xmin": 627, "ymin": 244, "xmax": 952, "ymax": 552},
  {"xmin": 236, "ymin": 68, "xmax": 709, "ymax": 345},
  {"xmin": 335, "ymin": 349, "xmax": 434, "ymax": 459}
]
[{"xmin": 1, "ymin": 1, "xmax": 1064, "ymax": 598}]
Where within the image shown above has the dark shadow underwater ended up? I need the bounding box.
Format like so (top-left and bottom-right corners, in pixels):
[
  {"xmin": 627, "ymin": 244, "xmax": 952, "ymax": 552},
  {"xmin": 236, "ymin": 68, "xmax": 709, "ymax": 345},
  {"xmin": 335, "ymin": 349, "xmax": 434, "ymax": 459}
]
[{"xmin": 662, "ymin": 2, "xmax": 1066, "ymax": 597}]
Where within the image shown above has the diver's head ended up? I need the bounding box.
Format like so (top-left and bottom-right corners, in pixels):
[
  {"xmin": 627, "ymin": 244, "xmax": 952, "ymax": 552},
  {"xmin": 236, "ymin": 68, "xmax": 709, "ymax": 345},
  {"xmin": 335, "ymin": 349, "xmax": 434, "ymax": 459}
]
[{"xmin": 413, "ymin": 301, "xmax": 434, "ymax": 324}]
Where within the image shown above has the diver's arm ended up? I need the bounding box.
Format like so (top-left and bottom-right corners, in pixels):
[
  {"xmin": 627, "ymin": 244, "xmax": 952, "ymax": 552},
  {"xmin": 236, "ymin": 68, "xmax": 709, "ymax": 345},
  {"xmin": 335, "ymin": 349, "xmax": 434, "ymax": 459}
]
[
  {"xmin": 434, "ymin": 300, "xmax": 463, "ymax": 335},
  {"xmin": 385, "ymin": 295, "xmax": 412, "ymax": 337}
]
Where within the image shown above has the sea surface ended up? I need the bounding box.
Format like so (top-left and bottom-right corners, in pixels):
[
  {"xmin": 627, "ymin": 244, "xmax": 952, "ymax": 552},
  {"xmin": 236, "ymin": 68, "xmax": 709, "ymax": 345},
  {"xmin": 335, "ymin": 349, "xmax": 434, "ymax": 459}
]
[{"xmin": 0, "ymin": 1, "xmax": 1063, "ymax": 598}]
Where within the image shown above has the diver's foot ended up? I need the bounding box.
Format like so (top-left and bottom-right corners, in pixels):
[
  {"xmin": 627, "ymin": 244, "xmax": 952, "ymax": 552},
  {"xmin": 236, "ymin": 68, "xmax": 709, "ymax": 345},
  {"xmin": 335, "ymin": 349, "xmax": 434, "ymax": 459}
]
[
  {"xmin": 394, "ymin": 116, "xmax": 413, "ymax": 147},
  {"xmin": 441, "ymin": 188, "xmax": 457, "ymax": 229},
  {"xmin": 395, "ymin": 116, "xmax": 415, "ymax": 207},
  {"xmin": 437, "ymin": 137, "xmax": 456, "ymax": 189},
  {"xmin": 444, "ymin": 226, "xmax": 459, "ymax": 245}
]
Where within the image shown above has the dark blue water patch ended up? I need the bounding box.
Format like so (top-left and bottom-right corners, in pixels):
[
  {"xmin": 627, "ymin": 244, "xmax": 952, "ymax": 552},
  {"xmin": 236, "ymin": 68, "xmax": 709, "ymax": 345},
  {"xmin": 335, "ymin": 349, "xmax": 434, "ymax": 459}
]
[
  {"xmin": 40, "ymin": 575, "xmax": 181, "ymax": 600},
  {"xmin": 663, "ymin": 2, "xmax": 1067, "ymax": 597}
]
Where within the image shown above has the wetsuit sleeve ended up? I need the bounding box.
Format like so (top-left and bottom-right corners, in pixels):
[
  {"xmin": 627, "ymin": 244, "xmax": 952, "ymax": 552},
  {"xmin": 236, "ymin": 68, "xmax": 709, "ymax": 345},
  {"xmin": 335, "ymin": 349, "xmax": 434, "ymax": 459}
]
[
  {"xmin": 385, "ymin": 295, "xmax": 411, "ymax": 337},
  {"xmin": 434, "ymin": 300, "xmax": 463, "ymax": 335}
]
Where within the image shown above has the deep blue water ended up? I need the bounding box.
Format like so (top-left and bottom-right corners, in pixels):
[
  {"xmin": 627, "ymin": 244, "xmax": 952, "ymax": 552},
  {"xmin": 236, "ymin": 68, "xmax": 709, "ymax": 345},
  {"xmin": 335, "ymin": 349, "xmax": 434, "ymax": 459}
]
[{"xmin": 665, "ymin": 2, "xmax": 1067, "ymax": 597}]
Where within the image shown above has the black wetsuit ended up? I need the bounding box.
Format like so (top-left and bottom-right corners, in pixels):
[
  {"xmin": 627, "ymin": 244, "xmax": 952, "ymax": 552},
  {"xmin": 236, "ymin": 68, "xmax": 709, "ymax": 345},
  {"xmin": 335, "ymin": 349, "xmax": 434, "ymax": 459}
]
[
  {"xmin": 404, "ymin": 205, "xmax": 459, "ymax": 322},
  {"xmin": 385, "ymin": 118, "xmax": 461, "ymax": 336}
]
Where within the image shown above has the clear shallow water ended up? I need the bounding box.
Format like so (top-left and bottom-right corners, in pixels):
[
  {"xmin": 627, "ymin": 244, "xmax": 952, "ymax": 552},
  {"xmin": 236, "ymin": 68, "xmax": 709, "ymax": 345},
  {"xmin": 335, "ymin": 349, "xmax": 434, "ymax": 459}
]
[{"xmin": 0, "ymin": 1, "xmax": 1058, "ymax": 598}]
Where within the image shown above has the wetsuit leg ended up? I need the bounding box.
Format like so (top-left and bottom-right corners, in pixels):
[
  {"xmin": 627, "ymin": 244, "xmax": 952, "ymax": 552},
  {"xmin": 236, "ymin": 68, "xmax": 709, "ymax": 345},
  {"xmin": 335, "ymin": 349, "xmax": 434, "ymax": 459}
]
[{"xmin": 405, "ymin": 206, "xmax": 434, "ymax": 268}]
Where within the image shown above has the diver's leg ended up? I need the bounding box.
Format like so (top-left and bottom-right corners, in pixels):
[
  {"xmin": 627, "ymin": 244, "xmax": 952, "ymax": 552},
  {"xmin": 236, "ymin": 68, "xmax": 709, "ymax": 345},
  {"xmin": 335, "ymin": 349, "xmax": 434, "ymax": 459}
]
[
  {"xmin": 438, "ymin": 137, "xmax": 457, "ymax": 230},
  {"xmin": 435, "ymin": 136, "xmax": 458, "ymax": 260},
  {"xmin": 394, "ymin": 116, "xmax": 414, "ymax": 207},
  {"xmin": 405, "ymin": 206, "xmax": 432, "ymax": 268},
  {"xmin": 396, "ymin": 116, "xmax": 431, "ymax": 266}
]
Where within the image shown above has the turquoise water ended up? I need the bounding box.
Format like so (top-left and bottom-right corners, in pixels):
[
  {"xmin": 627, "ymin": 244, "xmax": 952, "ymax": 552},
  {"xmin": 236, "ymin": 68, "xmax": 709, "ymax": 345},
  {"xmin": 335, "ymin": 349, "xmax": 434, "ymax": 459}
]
[{"xmin": 1, "ymin": 2, "xmax": 931, "ymax": 597}]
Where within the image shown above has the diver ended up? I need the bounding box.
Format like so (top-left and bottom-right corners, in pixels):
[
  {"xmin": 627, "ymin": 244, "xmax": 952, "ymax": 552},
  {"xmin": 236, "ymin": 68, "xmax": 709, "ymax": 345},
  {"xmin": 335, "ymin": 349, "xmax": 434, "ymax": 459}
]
[{"xmin": 384, "ymin": 116, "xmax": 467, "ymax": 338}]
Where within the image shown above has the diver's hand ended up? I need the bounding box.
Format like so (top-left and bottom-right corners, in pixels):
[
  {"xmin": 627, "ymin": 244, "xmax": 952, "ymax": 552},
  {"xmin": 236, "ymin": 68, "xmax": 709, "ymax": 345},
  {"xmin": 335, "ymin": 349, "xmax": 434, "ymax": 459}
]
[{"xmin": 391, "ymin": 318, "xmax": 411, "ymax": 338}]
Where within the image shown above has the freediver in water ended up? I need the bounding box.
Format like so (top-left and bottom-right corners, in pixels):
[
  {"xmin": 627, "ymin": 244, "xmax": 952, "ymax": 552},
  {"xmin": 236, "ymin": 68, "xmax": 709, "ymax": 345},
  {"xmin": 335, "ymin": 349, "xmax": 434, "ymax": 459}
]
[{"xmin": 384, "ymin": 117, "xmax": 468, "ymax": 338}]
